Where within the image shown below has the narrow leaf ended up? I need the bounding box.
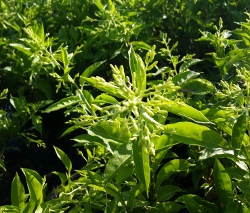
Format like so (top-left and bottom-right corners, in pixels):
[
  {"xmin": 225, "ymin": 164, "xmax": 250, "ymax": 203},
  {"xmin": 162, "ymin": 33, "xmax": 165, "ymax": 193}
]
[
  {"xmin": 133, "ymin": 140, "xmax": 150, "ymax": 197},
  {"xmin": 54, "ymin": 146, "xmax": 72, "ymax": 173},
  {"xmin": 80, "ymin": 60, "xmax": 106, "ymax": 81},
  {"xmin": 42, "ymin": 96, "xmax": 79, "ymax": 113},
  {"xmin": 214, "ymin": 158, "xmax": 233, "ymax": 205},
  {"xmin": 231, "ymin": 112, "xmax": 246, "ymax": 153},
  {"xmin": 9, "ymin": 43, "xmax": 32, "ymax": 56},
  {"xmin": 11, "ymin": 173, "xmax": 26, "ymax": 210},
  {"xmin": 129, "ymin": 46, "xmax": 146, "ymax": 94},
  {"xmin": 105, "ymin": 183, "xmax": 125, "ymax": 206}
]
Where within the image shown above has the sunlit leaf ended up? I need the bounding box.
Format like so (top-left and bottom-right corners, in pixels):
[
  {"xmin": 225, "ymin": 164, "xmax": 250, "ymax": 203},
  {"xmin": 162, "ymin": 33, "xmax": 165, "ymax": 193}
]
[
  {"xmin": 11, "ymin": 173, "xmax": 26, "ymax": 210},
  {"xmin": 133, "ymin": 140, "xmax": 150, "ymax": 197},
  {"xmin": 164, "ymin": 122, "xmax": 230, "ymax": 149},
  {"xmin": 54, "ymin": 146, "xmax": 72, "ymax": 173},
  {"xmin": 104, "ymin": 143, "xmax": 132, "ymax": 182},
  {"xmin": 22, "ymin": 168, "xmax": 43, "ymax": 206},
  {"xmin": 42, "ymin": 96, "xmax": 80, "ymax": 113},
  {"xmin": 214, "ymin": 158, "xmax": 233, "ymax": 205}
]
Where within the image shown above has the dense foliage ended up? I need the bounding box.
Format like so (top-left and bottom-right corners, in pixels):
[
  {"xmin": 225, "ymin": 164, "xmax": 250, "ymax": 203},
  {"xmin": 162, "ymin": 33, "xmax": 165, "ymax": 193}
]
[{"xmin": 1, "ymin": 0, "xmax": 250, "ymax": 212}]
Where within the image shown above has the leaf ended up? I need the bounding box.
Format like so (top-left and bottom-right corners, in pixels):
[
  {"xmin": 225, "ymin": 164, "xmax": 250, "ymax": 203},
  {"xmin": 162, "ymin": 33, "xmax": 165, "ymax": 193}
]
[
  {"xmin": 176, "ymin": 194, "xmax": 218, "ymax": 213},
  {"xmin": 82, "ymin": 77, "xmax": 126, "ymax": 99},
  {"xmin": 158, "ymin": 100, "xmax": 211, "ymax": 123},
  {"xmin": 222, "ymin": 167, "xmax": 249, "ymax": 181},
  {"xmin": 0, "ymin": 205, "xmax": 20, "ymax": 212},
  {"xmin": 145, "ymin": 202, "xmax": 184, "ymax": 213},
  {"xmin": 22, "ymin": 168, "xmax": 43, "ymax": 206},
  {"xmin": 129, "ymin": 46, "xmax": 146, "ymax": 95},
  {"xmin": 234, "ymin": 180, "xmax": 250, "ymax": 194},
  {"xmin": 180, "ymin": 78, "xmax": 216, "ymax": 95},
  {"xmin": 54, "ymin": 146, "xmax": 72, "ymax": 173},
  {"xmin": 42, "ymin": 96, "xmax": 80, "ymax": 113},
  {"xmin": 179, "ymin": 59, "xmax": 202, "ymax": 72},
  {"xmin": 155, "ymin": 159, "xmax": 194, "ymax": 189},
  {"xmin": 11, "ymin": 173, "xmax": 26, "ymax": 210},
  {"xmin": 92, "ymin": 94, "xmax": 118, "ymax": 105},
  {"xmin": 72, "ymin": 134, "xmax": 104, "ymax": 145},
  {"xmin": 131, "ymin": 41, "xmax": 151, "ymax": 50},
  {"xmin": 199, "ymin": 148, "xmax": 246, "ymax": 161},
  {"xmin": 9, "ymin": 43, "xmax": 32, "ymax": 56},
  {"xmin": 80, "ymin": 60, "xmax": 106, "ymax": 85},
  {"xmin": 231, "ymin": 112, "xmax": 246, "ymax": 154},
  {"xmin": 164, "ymin": 122, "xmax": 230, "ymax": 149},
  {"xmin": 214, "ymin": 158, "xmax": 233, "ymax": 205},
  {"xmin": 104, "ymin": 143, "xmax": 132, "ymax": 182},
  {"xmin": 105, "ymin": 183, "xmax": 125, "ymax": 206},
  {"xmin": 61, "ymin": 47, "xmax": 69, "ymax": 69},
  {"xmin": 156, "ymin": 185, "xmax": 182, "ymax": 202},
  {"xmin": 133, "ymin": 140, "xmax": 150, "ymax": 197},
  {"xmin": 225, "ymin": 202, "xmax": 249, "ymax": 213},
  {"xmin": 172, "ymin": 70, "xmax": 200, "ymax": 86},
  {"xmin": 0, "ymin": 158, "xmax": 6, "ymax": 171},
  {"xmin": 183, "ymin": 195, "xmax": 206, "ymax": 213}
]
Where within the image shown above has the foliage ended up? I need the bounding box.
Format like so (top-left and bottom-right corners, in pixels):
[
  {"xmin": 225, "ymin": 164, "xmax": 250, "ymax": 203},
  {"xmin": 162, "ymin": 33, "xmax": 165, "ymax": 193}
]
[{"xmin": 1, "ymin": 0, "xmax": 250, "ymax": 212}]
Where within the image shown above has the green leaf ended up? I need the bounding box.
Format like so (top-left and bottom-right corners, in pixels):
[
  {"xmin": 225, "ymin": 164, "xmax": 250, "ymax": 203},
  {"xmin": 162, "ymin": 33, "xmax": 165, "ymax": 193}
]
[
  {"xmin": 80, "ymin": 60, "xmax": 106, "ymax": 85},
  {"xmin": 131, "ymin": 41, "xmax": 151, "ymax": 51},
  {"xmin": 11, "ymin": 173, "xmax": 26, "ymax": 210},
  {"xmin": 9, "ymin": 43, "xmax": 32, "ymax": 56},
  {"xmin": 176, "ymin": 194, "xmax": 218, "ymax": 213},
  {"xmin": 156, "ymin": 185, "xmax": 182, "ymax": 202},
  {"xmin": 104, "ymin": 143, "xmax": 132, "ymax": 182},
  {"xmin": 129, "ymin": 46, "xmax": 146, "ymax": 95},
  {"xmin": 172, "ymin": 71, "xmax": 200, "ymax": 86},
  {"xmin": 234, "ymin": 180, "xmax": 250, "ymax": 194},
  {"xmin": 222, "ymin": 167, "xmax": 249, "ymax": 181},
  {"xmin": 22, "ymin": 169, "xmax": 43, "ymax": 206},
  {"xmin": 179, "ymin": 59, "xmax": 202, "ymax": 73},
  {"xmin": 54, "ymin": 146, "xmax": 72, "ymax": 173},
  {"xmin": 0, "ymin": 205, "xmax": 20, "ymax": 212},
  {"xmin": 42, "ymin": 96, "xmax": 80, "ymax": 113},
  {"xmin": 225, "ymin": 202, "xmax": 249, "ymax": 213},
  {"xmin": 155, "ymin": 159, "xmax": 194, "ymax": 189},
  {"xmin": 0, "ymin": 158, "xmax": 6, "ymax": 171},
  {"xmin": 177, "ymin": 195, "xmax": 218, "ymax": 213},
  {"xmin": 92, "ymin": 94, "xmax": 118, "ymax": 105},
  {"xmin": 72, "ymin": 134, "xmax": 104, "ymax": 145},
  {"xmin": 231, "ymin": 112, "xmax": 246, "ymax": 154},
  {"xmin": 61, "ymin": 47, "xmax": 69, "ymax": 69},
  {"xmin": 214, "ymin": 158, "xmax": 233, "ymax": 205},
  {"xmin": 183, "ymin": 195, "xmax": 206, "ymax": 213},
  {"xmin": 180, "ymin": 78, "xmax": 216, "ymax": 95},
  {"xmin": 158, "ymin": 100, "xmax": 211, "ymax": 123},
  {"xmin": 145, "ymin": 202, "xmax": 184, "ymax": 213},
  {"xmin": 83, "ymin": 77, "xmax": 126, "ymax": 99},
  {"xmin": 152, "ymin": 134, "xmax": 179, "ymax": 173},
  {"xmin": 164, "ymin": 122, "xmax": 230, "ymax": 149},
  {"xmin": 105, "ymin": 183, "xmax": 125, "ymax": 206},
  {"xmin": 133, "ymin": 140, "xmax": 150, "ymax": 197}
]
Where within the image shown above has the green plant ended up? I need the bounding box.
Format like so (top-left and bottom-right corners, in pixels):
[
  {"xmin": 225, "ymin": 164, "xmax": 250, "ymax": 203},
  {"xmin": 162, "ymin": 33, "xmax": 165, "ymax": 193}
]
[{"xmin": 1, "ymin": 0, "xmax": 250, "ymax": 212}]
